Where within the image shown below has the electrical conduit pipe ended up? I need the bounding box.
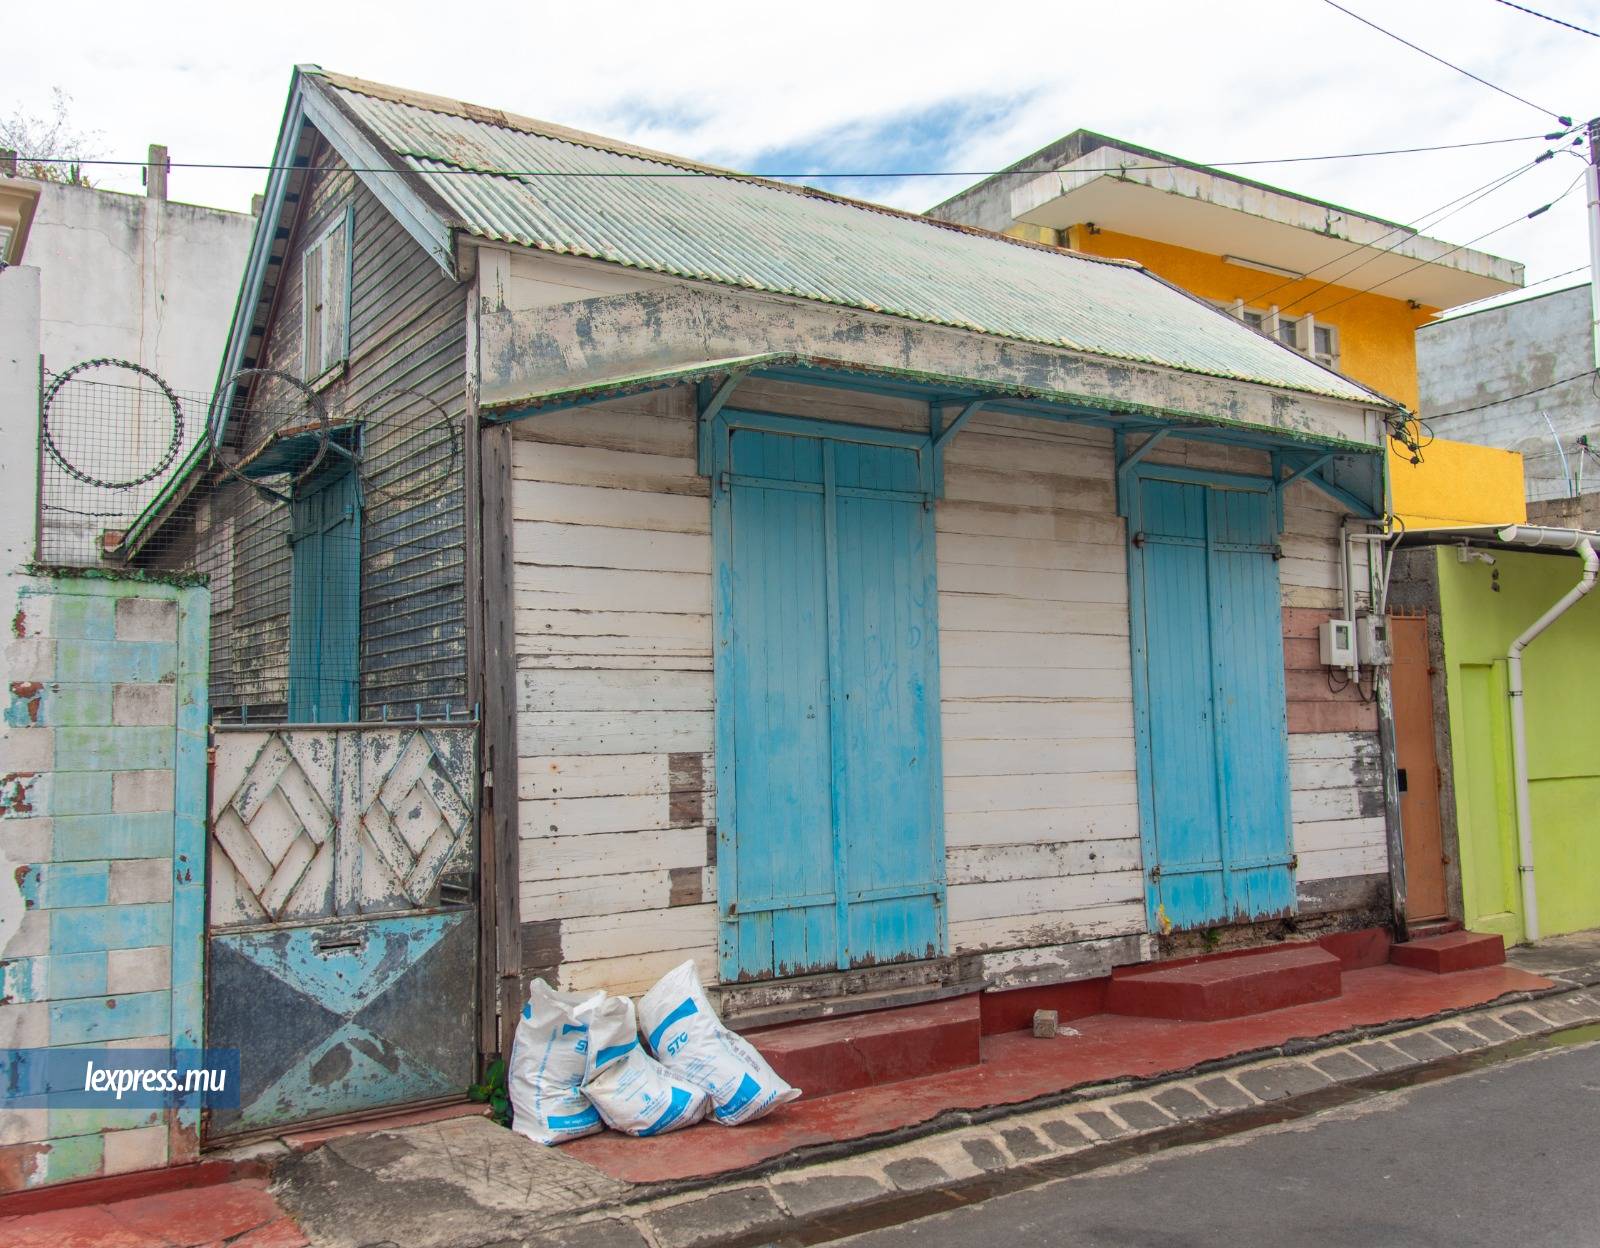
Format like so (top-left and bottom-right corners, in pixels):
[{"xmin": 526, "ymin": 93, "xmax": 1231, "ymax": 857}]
[{"xmin": 1500, "ymin": 525, "xmax": 1599, "ymax": 942}]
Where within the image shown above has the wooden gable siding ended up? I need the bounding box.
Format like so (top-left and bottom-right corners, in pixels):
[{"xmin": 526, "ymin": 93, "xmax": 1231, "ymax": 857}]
[
  {"xmin": 155, "ymin": 142, "xmax": 470, "ymax": 721},
  {"xmin": 508, "ymin": 383, "xmax": 1388, "ymax": 998}
]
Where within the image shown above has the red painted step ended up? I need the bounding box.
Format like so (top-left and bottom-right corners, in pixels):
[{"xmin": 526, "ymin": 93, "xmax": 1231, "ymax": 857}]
[
  {"xmin": 1106, "ymin": 945, "xmax": 1343, "ymax": 1021},
  {"xmin": 1391, "ymin": 930, "xmax": 1506, "ymax": 974},
  {"xmin": 748, "ymin": 996, "xmax": 981, "ymax": 1101}
]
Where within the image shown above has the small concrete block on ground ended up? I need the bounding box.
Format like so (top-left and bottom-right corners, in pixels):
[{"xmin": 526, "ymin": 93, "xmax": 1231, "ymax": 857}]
[
  {"xmin": 647, "ymin": 1187, "xmax": 788, "ymax": 1248},
  {"xmin": 1498, "ymin": 1009, "xmax": 1547, "ymax": 1034}
]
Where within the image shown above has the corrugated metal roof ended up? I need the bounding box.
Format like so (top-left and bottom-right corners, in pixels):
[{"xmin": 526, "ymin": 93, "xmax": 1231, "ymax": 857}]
[{"xmin": 317, "ymin": 71, "xmax": 1389, "ymax": 407}]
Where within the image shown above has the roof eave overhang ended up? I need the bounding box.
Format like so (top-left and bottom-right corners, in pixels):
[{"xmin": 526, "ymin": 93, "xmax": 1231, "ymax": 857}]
[{"xmin": 1012, "ymin": 158, "xmax": 1525, "ymax": 310}]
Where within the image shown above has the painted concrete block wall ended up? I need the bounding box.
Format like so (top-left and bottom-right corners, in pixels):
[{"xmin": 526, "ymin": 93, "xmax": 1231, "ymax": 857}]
[
  {"xmin": 1435, "ymin": 546, "xmax": 1600, "ymax": 944},
  {"xmin": 508, "ymin": 381, "xmax": 1389, "ymax": 1000},
  {"xmin": 1419, "ymin": 284, "xmax": 1594, "ymax": 504},
  {"xmin": 0, "ymin": 574, "xmax": 208, "ymax": 1191}
]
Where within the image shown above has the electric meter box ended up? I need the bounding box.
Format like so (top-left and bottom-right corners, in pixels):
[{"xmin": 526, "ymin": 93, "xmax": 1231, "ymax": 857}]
[
  {"xmin": 1320, "ymin": 618, "xmax": 1356, "ymax": 668},
  {"xmin": 1356, "ymin": 614, "xmax": 1392, "ymax": 666}
]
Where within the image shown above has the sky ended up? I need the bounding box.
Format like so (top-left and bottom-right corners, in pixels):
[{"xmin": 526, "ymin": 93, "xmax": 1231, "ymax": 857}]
[{"xmin": 7, "ymin": 0, "xmax": 1599, "ymax": 311}]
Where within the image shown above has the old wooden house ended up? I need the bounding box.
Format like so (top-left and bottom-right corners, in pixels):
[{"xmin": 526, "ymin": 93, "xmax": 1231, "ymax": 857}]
[{"xmin": 124, "ymin": 67, "xmax": 1401, "ymax": 1135}]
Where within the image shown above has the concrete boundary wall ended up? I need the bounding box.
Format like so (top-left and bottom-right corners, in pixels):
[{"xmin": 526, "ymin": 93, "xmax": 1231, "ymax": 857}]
[{"xmin": 0, "ymin": 571, "xmax": 209, "ymax": 1190}]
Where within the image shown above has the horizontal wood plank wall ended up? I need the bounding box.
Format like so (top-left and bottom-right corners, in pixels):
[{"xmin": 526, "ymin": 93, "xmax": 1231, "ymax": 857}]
[
  {"xmin": 510, "ymin": 390, "xmax": 1387, "ymax": 999},
  {"xmin": 510, "ymin": 388, "xmax": 718, "ymax": 997},
  {"xmin": 935, "ymin": 413, "xmax": 1147, "ymax": 987}
]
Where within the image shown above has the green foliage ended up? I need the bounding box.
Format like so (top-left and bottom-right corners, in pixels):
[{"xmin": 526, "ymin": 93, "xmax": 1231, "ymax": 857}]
[
  {"xmin": 468, "ymin": 1057, "xmax": 510, "ymax": 1127},
  {"xmin": 1201, "ymin": 927, "xmax": 1222, "ymax": 951}
]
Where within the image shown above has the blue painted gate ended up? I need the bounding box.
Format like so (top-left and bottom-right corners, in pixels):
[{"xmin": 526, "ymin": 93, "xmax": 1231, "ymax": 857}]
[
  {"xmin": 205, "ymin": 725, "xmax": 478, "ymax": 1137},
  {"xmin": 712, "ymin": 415, "xmax": 945, "ymax": 981},
  {"xmin": 1127, "ymin": 467, "xmax": 1294, "ymax": 932}
]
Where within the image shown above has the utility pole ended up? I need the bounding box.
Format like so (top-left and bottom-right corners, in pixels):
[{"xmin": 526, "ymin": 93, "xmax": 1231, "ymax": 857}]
[{"xmin": 1587, "ymin": 118, "xmax": 1600, "ymax": 370}]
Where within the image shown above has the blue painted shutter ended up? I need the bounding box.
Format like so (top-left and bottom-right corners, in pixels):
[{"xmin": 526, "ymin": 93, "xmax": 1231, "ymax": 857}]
[
  {"xmin": 721, "ymin": 427, "xmax": 944, "ymax": 979},
  {"xmin": 726, "ymin": 431, "xmax": 839, "ymax": 976},
  {"xmin": 1134, "ymin": 474, "xmax": 1292, "ymax": 929},
  {"xmin": 289, "ymin": 468, "xmax": 361, "ymax": 722},
  {"xmin": 1205, "ymin": 485, "xmax": 1295, "ymax": 920}
]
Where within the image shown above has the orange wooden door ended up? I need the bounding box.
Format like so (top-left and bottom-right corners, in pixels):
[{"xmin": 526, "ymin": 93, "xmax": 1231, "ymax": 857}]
[{"xmin": 1390, "ymin": 615, "xmax": 1449, "ymax": 920}]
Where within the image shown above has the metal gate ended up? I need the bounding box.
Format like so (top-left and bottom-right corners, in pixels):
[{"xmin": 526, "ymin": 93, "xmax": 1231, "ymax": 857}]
[{"xmin": 205, "ymin": 724, "xmax": 477, "ymax": 1138}]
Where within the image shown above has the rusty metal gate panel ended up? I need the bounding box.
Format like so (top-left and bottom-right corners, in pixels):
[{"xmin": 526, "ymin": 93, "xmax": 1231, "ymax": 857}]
[{"xmin": 206, "ymin": 724, "xmax": 477, "ymax": 1138}]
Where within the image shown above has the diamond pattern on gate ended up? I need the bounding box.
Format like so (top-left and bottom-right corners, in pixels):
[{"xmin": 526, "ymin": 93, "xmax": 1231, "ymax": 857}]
[
  {"xmin": 212, "ymin": 733, "xmax": 337, "ymax": 924},
  {"xmin": 358, "ymin": 729, "xmax": 472, "ymax": 907}
]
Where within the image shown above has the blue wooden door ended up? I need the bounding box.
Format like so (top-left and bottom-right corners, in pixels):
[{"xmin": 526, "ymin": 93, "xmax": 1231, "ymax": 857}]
[
  {"xmin": 288, "ymin": 466, "xmax": 360, "ymax": 722},
  {"xmin": 1130, "ymin": 471, "xmax": 1294, "ymax": 931},
  {"xmin": 718, "ymin": 424, "xmax": 944, "ymax": 980}
]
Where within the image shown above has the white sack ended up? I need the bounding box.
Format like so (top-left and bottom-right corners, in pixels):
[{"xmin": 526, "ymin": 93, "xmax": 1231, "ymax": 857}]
[
  {"xmin": 507, "ymin": 980, "xmax": 605, "ymax": 1146},
  {"xmin": 578, "ymin": 993, "xmax": 708, "ymax": 1137},
  {"xmin": 639, "ymin": 960, "xmax": 800, "ymax": 1126}
]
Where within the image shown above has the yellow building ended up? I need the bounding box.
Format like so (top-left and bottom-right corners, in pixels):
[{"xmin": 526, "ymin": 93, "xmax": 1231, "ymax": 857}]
[{"xmin": 928, "ymin": 131, "xmax": 1524, "ymax": 414}]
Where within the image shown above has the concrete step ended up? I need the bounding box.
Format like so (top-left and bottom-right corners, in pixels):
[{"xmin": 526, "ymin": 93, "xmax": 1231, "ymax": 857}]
[
  {"xmin": 1106, "ymin": 945, "xmax": 1343, "ymax": 1022},
  {"xmin": 1406, "ymin": 919, "xmax": 1464, "ymax": 941},
  {"xmin": 748, "ymin": 995, "xmax": 981, "ymax": 1100},
  {"xmin": 1391, "ymin": 930, "xmax": 1506, "ymax": 974}
]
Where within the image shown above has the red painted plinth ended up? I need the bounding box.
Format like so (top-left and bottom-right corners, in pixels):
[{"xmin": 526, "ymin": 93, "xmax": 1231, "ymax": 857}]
[
  {"xmin": 1390, "ymin": 931, "xmax": 1506, "ymax": 974},
  {"xmin": 560, "ymin": 962, "xmax": 1551, "ymax": 1185},
  {"xmin": 750, "ymin": 997, "xmax": 981, "ymax": 1100},
  {"xmin": 1106, "ymin": 945, "xmax": 1343, "ymax": 1021}
]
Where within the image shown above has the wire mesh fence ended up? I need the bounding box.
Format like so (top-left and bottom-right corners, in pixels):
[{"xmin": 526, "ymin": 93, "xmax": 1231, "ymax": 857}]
[
  {"xmin": 38, "ymin": 356, "xmax": 471, "ymax": 725},
  {"xmin": 37, "ymin": 360, "xmax": 206, "ymax": 566}
]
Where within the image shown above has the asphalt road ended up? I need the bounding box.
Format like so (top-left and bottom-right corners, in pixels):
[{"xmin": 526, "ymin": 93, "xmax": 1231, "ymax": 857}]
[{"xmin": 842, "ymin": 1036, "xmax": 1600, "ymax": 1248}]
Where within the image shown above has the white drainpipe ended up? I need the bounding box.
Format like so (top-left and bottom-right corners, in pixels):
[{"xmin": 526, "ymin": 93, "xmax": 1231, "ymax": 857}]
[{"xmin": 1499, "ymin": 525, "xmax": 1599, "ymax": 943}]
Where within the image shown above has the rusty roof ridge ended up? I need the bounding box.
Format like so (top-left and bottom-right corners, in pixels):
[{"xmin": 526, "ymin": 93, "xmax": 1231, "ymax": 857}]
[{"xmin": 312, "ymin": 68, "xmax": 1145, "ymax": 274}]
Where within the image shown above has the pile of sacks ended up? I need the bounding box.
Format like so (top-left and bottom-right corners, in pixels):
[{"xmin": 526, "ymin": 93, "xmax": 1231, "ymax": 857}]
[{"xmin": 508, "ymin": 960, "xmax": 800, "ymax": 1144}]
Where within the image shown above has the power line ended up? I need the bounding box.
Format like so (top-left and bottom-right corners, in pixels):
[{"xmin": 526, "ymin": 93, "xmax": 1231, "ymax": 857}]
[
  {"xmin": 9, "ymin": 132, "xmax": 1560, "ymax": 181},
  {"xmin": 1320, "ymin": 0, "xmax": 1573, "ymax": 121},
  {"xmin": 1436, "ymin": 263, "xmax": 1591, "ymax": 317},
  {"xmin": 1307, "ymin": 168, "xmax": 1589, "ymax": 317},
  {"xmin": 1492, "ymin": 0, "xmax": 1600, "ymax": 39},
  {"xmin": 1245, "ymin": 150, "xmax": 1552, "ymax": 309},
  {"xmin": 1427, "ymin": 367, "xmax": 1595, "ymax": 420}
]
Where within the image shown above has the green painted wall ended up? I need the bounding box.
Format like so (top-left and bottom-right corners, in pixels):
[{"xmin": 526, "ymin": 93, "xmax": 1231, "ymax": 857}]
[{"xmin": 1436, "ymin": 547, "xmax": 1600, "ymax": 944}]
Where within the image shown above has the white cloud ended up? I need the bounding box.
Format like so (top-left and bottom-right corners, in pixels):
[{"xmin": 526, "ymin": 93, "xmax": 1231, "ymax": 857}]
[{"xmin": 7, "ymin": 0, "xmax": 1596, "ymax": 282}]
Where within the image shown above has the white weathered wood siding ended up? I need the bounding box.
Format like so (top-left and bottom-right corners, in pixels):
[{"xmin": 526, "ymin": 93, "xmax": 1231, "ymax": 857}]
[{"xmin": 508, "ymin": 383, "xmax": 1387, "ymax": 997}]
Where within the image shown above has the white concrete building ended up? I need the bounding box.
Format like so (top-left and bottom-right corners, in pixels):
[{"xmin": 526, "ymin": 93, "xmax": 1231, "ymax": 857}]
[{"xmin": 7, "ymin": 157, "xmax": 254, "ymax": 564}]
